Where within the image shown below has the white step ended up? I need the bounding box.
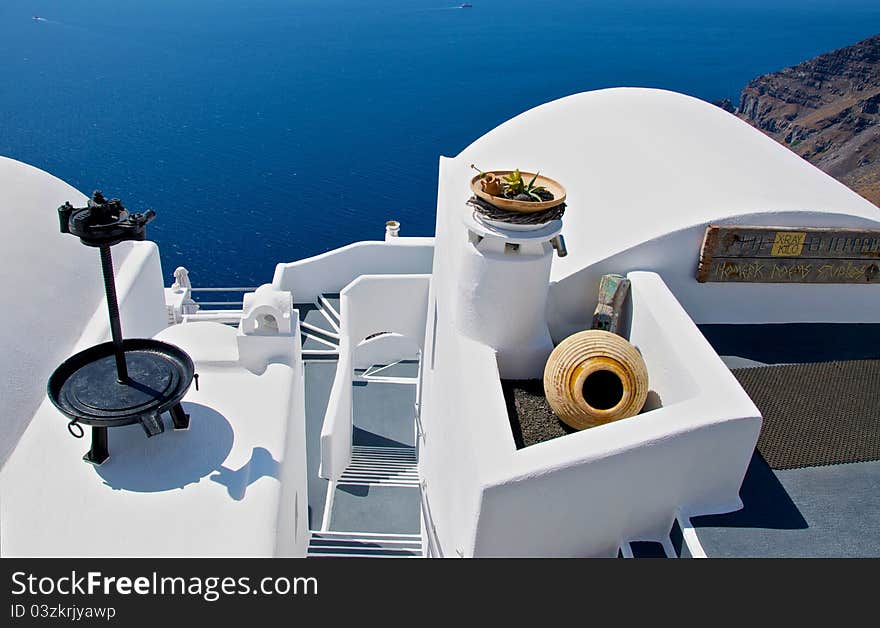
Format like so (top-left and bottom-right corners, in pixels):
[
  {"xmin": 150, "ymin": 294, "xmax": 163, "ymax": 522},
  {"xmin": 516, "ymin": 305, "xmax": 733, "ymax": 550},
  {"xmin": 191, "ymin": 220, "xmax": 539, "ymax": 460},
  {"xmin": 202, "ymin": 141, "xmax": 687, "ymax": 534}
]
[
  {"xmin": 301, "ymin": 331, "xmax": 339, "ymax": 350},
  {"xmin": 302, "ymin": 349, "xmax": 339, "ymax": 361},
  {"xmin": 317, "ymin": 295, "xmax": 341, "ymax": 329},
  {"xmin": 308, "ymin": 531, "xmax": 423, "ymax": 558},
  {"xmin": 301, "ymin": 320, "xmax": 340, "ymax": 341},
  {"xmin": 338, "ymin": 446, "xmax": 419, "ymax": 487},
  {"xmin": 356, "ymin": 375, "xmax": 418, "ymax": 385},
  {"xmin": 351, "ymin": 445, "xmax": 417, "ymax": 458}
]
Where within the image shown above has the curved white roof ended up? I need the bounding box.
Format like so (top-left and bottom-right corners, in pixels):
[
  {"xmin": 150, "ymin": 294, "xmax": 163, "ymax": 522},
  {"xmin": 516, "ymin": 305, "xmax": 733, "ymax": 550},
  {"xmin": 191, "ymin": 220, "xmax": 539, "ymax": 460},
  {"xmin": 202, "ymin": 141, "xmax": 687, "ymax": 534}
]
[
  {"xmin": 0, "ymin": 157, "xmax": 156, "ymax": 468},
  {"xmin": 0, "ymin": 158, "xmax": 101, "ymax": 466},
  {"xmin": 454, "ymin": 88, "xmax": 880, "ymax": 279}
]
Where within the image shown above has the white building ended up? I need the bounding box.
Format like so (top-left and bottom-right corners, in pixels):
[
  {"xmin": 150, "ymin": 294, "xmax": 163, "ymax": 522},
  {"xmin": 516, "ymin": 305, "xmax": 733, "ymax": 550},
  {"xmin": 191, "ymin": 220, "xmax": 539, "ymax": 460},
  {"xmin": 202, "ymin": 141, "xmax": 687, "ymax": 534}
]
[{"xmin": 2, "ymin": 88, "xmax": 879, "ymax": 557}]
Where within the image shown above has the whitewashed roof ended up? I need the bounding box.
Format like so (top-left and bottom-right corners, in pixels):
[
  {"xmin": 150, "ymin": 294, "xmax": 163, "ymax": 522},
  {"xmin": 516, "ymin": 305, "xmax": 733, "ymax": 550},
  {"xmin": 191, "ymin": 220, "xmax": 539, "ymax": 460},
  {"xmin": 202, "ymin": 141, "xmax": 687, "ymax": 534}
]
[
  {"xmin": 0, "ymin": 157, "xmax": 100, "ymax": 467},
  {"xmin": 453, "ymin": 88, "xmax": 880, "ymax": 280}
]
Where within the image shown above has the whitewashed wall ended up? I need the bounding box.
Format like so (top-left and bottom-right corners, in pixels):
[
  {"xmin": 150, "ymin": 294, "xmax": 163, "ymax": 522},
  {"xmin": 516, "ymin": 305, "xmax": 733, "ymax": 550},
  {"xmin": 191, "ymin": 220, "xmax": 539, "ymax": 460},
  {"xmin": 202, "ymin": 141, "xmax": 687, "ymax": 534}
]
[
  {"xmin": 271, "ymin": 239, "xmax": 434, "ymax": 303},
  {"xmin": 419, "ymin": 157, "xmax": 519, "ymax": 556},
  {"xmin": 424, "ymin": 156, "xmax": 761, "ymax": 556},
  {"xmin": 548, "ymin": 211, "xmax": 880, "ymax": 339},
  {"xmin": 418, "ymin": 327, "xmax": 516, "ymax": 557},
  {"xmin": 469, "ymin": 272, "xmax": 761, "ymax": 556},
  {"xmin": 273, "ymin": 317, "xmax": 310, "ymax": 557},
  {"xmin": 73, "ymin": 241, "xmax": 169, "ymax": 351}
]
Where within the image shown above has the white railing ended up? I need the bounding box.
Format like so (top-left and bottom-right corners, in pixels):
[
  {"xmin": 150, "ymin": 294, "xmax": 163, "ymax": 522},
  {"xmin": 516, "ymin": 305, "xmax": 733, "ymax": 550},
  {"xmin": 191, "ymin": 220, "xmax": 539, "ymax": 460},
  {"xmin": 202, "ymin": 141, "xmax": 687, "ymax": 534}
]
[
  {"xmin": 189, "ymin": 286, "xmax": 257, "ymax": 310},
  {"xmin": 419, "ymin": 480, "xmax": 444, "ymax": 558},
  {"xmin": 181, "ymin": 310, "xmax": 243, "ymax": 324},
  {"xmin": 168, "ymin": 285, "xmax": 258, "ymax": 324}
]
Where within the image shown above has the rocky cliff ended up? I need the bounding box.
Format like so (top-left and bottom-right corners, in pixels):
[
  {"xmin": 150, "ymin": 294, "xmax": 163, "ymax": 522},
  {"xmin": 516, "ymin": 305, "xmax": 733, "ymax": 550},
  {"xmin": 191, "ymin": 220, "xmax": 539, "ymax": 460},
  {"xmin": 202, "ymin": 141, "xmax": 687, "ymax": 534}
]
[{"xmin": 735, "ymin": 34, "xmax": 880, "ymax": 206}]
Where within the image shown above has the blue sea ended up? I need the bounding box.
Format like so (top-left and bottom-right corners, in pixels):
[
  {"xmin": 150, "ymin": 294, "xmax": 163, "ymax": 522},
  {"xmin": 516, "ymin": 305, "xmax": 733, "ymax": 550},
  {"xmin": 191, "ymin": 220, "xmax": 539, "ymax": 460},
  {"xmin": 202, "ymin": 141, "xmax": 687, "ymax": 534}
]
[{"xmin": 3, "ymin": 1, "xmax": 879, "ymax": 286}]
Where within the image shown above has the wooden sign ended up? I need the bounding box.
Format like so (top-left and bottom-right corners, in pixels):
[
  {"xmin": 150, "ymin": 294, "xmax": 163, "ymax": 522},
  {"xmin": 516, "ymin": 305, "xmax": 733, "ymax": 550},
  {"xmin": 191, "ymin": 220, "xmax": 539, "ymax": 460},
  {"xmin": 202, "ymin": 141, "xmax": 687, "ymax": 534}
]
[{"xmin": 697, "ymin": 225, "xmax": 880, "ymax": 284}]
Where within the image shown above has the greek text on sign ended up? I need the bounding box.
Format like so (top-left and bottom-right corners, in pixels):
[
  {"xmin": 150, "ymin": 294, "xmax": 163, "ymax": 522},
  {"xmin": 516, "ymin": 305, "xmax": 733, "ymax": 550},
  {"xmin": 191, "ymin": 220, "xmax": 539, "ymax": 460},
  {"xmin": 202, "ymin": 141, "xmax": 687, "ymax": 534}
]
[{"xmin": 697, "ymin": 225, "xmax": 880, "ymax": 283}]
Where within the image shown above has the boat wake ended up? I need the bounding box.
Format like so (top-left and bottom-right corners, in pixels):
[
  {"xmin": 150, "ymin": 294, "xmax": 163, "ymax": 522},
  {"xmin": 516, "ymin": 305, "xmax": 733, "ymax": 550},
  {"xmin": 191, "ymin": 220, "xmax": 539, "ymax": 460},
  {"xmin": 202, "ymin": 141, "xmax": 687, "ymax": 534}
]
[{"xmin": 31, "ymin": 16, "xmax": 62, "ymax": 25}]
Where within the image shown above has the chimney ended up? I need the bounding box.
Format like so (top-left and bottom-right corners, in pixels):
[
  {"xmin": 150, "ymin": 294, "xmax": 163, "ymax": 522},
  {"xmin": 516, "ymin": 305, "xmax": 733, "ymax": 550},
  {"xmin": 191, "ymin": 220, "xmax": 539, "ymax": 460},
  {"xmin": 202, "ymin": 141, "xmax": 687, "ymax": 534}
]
[
  {"xmin": 453, "ymin": 211, "xmax": 565, "ymax": 379},
  {"xmin": 385, "ymin": 220, "xmax": 400, "ymax": 240}
]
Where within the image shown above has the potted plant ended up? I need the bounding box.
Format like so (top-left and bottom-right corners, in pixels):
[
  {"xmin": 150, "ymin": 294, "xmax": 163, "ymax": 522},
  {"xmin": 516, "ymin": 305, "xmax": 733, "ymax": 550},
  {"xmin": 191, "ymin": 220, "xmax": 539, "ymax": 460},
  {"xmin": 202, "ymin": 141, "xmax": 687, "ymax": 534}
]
[{"xmin": 470, "ymin": 165, "xmax": 566, "ymax": 213}]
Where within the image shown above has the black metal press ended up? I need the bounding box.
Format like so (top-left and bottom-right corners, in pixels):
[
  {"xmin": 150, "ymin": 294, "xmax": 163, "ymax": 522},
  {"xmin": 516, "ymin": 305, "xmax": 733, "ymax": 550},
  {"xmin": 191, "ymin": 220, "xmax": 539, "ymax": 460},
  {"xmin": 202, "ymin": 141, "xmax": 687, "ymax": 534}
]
[{"xmin": 47, "ymin": 192, "xmax": 195, "ymax": 465}]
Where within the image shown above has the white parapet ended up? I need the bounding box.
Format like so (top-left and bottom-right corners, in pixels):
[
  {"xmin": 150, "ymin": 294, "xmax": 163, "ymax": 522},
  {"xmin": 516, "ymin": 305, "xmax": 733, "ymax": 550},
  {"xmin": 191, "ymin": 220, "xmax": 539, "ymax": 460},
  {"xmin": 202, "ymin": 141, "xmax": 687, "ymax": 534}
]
[
  {"xmin": 271, "ymin": 239, "xmax": 434, "ymax": 304},
  {"xmin": 421, "ymin": 271, "xmax": 763, "ymax": 557}
]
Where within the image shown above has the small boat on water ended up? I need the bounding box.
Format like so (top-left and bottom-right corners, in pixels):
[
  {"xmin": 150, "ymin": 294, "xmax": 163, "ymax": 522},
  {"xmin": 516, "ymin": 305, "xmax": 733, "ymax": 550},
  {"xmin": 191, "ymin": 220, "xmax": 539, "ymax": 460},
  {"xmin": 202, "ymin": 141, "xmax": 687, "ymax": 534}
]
[{"xmin": 460, "ymin": 3, "xmax": 473, "ymax": 8}]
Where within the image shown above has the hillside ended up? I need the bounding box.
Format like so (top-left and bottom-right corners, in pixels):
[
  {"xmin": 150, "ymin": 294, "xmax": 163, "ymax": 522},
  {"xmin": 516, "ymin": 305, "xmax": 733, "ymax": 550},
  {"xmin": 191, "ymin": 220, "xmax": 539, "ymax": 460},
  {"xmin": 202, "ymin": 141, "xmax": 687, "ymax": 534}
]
[{"xmin": 734, "ymin": 34, "xmax": 880, "ymax": 206}]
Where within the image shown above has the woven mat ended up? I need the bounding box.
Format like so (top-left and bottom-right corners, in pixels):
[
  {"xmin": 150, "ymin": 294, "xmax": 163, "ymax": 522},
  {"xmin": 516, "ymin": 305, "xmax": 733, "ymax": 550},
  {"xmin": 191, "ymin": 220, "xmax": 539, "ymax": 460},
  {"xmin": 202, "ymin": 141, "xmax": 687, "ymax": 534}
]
[
  {"xmin": 466, "ymin": 196, "xmax": 566, "ymax": 225},
  {"xmin": 732, "ymin": 360, "xmax": 880, "ymax": 470}
]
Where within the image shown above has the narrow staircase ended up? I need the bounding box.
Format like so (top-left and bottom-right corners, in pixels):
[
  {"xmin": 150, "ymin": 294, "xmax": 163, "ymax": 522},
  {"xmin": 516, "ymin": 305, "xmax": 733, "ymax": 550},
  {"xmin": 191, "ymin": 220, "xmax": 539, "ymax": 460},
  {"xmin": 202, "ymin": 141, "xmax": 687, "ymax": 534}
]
[
  {"xmin": 296, "ymin": 293, "xmax": 341, "ymax": 360},
  {"xmin": 307, "ymin": 531, "xmax": 423, "ymax": 558},
  {"xmin": 338, "ymin": 446, "xmax": 419, "ymax": 488},
  {"xmin": 307, "ymin": 445, "xmax": 423, "ymax": 558},
  {"xmin": 305, "ymin": 344, "xmax": 424, "ymax": 558}
]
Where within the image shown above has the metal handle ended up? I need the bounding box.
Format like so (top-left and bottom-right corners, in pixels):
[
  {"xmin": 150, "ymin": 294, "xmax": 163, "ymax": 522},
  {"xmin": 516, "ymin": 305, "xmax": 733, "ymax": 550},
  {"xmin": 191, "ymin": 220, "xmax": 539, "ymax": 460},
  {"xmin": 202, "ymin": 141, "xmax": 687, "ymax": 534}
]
[{"xmin": 67, "ymin": 420, "xmax": 84, "ymax": 439}]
